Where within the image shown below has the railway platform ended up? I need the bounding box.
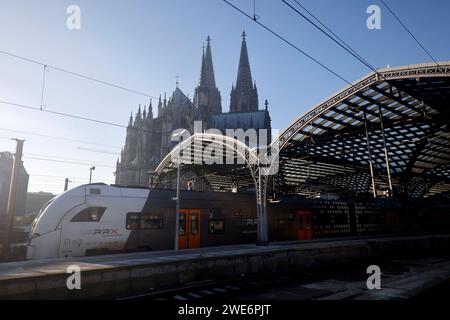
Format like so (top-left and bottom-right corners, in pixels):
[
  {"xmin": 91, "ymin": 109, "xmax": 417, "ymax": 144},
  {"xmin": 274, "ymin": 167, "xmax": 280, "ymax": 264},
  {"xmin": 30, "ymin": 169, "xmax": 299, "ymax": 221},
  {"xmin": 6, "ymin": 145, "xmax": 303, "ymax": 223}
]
[{"xmin": 0, "ymin": 233, "xmax": 449, "ymax": 299}]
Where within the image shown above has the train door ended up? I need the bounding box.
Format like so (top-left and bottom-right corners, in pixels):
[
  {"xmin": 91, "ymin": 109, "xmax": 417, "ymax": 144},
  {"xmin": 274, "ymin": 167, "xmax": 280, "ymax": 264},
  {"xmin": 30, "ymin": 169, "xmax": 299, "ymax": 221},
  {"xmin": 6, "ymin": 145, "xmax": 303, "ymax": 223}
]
[
  {"xmin": 297, "ymin": 210, "xmax": 312, "ymax": 240},
  {"xmin": 178, "ymin": 209, "xmax": 201, "ymax": 249}
]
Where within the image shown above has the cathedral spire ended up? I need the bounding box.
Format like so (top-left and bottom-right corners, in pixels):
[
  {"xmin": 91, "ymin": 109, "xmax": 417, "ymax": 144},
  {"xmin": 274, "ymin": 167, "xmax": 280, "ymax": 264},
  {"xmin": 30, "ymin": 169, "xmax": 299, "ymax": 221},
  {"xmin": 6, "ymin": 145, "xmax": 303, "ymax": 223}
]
[
  {"xmin": 236, "ymin": 31, "xmax": 253, "ymax": 93},
  {"xmin": 194, "ymin": 35, "xmax": 222, "ymax": 120},
  {"xmin": 199, "ymin": 35, "xmax": 216, "ymax": 88},
  {"xmin": 158, "ymin": 94, "xmax": 162, "ymax": 116},
  {"xmin": 136, "ymin": 104, "xmax": 141, "ymax": 121},
  {"xmin": 148, "ymin": 98, "xmax": 153, "ymax": 119},
  {"xmin": 230, "ymin": 31, "xmax": 258, "ymax": 113},
  {"xmin": 134, "ymin": 104, "xmax": 142, "ymax": 127}
]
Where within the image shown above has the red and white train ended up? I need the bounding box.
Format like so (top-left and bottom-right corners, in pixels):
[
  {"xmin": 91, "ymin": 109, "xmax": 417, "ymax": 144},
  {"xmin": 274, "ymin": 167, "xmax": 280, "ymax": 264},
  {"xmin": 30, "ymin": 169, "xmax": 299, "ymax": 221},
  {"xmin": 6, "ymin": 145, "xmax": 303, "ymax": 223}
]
[{"xmin": 27, "ymin": 183, "xmax": 450, "ymax": 260}]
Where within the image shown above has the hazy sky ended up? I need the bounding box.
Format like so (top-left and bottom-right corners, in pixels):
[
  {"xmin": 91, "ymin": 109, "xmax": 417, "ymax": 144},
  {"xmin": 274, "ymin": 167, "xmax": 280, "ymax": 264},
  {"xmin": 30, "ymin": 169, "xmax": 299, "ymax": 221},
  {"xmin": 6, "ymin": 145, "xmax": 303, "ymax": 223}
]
[{"xmin": 0, "ymin": 0, "xmax": 449, "ymax": 194}]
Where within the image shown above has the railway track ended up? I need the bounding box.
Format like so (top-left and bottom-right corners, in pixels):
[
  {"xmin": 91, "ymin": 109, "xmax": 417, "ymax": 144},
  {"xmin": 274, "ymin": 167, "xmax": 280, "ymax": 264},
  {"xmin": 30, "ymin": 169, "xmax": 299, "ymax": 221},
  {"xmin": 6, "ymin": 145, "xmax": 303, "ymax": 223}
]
[
  {"xmin": 117, "ymin": 252, "xmax": 450, "ymax": 301},
  {"xmin": 115, "ymin": 262, "xmax": 359, "ymax": 301},
  {"xmin": 115, "ymin": 232, "xmax": 450, "ymax": 301}
]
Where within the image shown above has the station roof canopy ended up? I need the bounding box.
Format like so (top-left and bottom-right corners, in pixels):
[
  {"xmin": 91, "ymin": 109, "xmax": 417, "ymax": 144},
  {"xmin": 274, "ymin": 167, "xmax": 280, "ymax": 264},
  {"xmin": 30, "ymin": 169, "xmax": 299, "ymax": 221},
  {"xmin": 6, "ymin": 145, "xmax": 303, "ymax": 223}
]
[
  {"xmin": 154, "ymin": 62, "xmax": 450, "ymax": 199},
  {"xmin": 276, "ymin": 62, "xmax": 450, "ymax": 198},
  {"xmin": 154, "ymin": 133, "xmax": 259, "ymax": 193}
]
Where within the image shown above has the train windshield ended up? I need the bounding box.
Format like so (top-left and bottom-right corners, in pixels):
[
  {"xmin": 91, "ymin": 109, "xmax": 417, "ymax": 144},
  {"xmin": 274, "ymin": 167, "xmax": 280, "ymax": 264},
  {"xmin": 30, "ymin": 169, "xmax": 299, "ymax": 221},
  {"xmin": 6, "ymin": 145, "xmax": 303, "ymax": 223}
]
[
  {"xmin": 41, "ymin": 198, "xmax": 55, "ymax": 213},
  {"xmin": 36, "ymin": 198, "xmax": 55, "ymax": 219},
  {"xmin": 30, "ymin": 198, "xmax": 55, "ymax": 234}
]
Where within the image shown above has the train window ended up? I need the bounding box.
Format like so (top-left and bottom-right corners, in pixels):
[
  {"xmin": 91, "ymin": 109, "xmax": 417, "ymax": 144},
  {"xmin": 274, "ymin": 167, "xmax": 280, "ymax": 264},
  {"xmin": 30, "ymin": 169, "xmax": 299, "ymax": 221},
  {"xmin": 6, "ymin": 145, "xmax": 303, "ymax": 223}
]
[
  {"xmin": 140, "ymin": 213, "xmax": 164, "ymax": 229},
  {"xmin": 89, "ymin": 188, "xmax": 101, "ymax": 195},
  {"xmin": 126, "ymin": 213, "xmax": 140, "ymax": 230},
  {"xmin": 71, "ymin": 207, "xmax": 106, "ymax": 222},
  {"xmin": 208, "ymin": 219, "xmax": 225, "ymax": 234},
  {"xmin": 36, "ymin": 198, "xmax": 55, "ymax": 220},
  {"xmin": 179, "ymin": 214, "xmax": 186, "ymax": 235},
  {"xmin": 190, "ymin": 214, "xmax": 199, "ymax": 235}
]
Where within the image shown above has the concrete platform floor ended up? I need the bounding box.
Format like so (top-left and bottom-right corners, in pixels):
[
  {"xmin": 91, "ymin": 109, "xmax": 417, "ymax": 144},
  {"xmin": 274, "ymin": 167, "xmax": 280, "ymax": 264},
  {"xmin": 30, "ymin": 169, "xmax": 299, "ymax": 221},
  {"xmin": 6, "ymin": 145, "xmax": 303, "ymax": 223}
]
[
  {"xmin": 0, "ymin": 235, "xmax": 386, "ymax": 281},
  {"xmin": 0, "ymin": 233, "xmax": 444, "ymax": 281},
  {"xmin": 0, "ymin": 233, "xmax": 449, "ymax": 299}
]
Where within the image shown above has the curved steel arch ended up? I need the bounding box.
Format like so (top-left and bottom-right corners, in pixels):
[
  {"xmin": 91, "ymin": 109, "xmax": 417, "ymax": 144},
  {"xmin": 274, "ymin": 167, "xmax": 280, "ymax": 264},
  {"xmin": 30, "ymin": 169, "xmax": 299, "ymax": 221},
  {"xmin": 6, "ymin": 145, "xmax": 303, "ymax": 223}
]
[
  {"xmin": 273, "ymin": 61, "xmax": 450, "ymax": 151},
  {"xmin": 151, "ymin": 61, "xmax": 450, "ymax": 244},
  {"xmin": 155, "ymin": 132, "xmax": 259, "ymax": 176},
  {"xmin": 154, "ymin": 132, "xmax": 269, "ymax": 243},
  {"xmin": 266, "ymin": 61, "xmax": 450, "ymax": 197}
]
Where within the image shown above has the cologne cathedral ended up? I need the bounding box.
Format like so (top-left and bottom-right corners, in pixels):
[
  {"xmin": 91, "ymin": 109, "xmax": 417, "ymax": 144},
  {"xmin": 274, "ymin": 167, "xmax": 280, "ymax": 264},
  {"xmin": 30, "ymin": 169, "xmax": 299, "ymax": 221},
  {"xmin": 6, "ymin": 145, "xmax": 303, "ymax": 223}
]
[{"xmin": 115, "ymin": 32, "xmax": 271, "ymax": 186}]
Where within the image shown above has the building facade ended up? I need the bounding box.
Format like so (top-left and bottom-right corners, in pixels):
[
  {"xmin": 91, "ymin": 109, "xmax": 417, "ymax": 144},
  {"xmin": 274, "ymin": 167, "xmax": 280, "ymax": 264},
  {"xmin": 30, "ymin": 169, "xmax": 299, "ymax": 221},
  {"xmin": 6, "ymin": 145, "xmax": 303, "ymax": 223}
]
[
  {"xmin": 25, "ymin": 191, "xmax": 54, "ymax": 216},
  {"xmin": 0, "ymin": 152, "xmax": 29, "ymax": 217},
  {"xmin": 115, "ymin": 32, "xmax": 271, "ymax": 186}
]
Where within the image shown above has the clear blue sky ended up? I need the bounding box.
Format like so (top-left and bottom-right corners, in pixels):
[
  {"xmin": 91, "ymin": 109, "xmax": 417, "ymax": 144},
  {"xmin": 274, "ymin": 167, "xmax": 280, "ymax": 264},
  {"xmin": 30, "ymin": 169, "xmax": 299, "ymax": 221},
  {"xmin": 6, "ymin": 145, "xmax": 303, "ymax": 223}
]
[{"xmin": 0, "ymin": 0, "xmax": 449, "ymax": 194}]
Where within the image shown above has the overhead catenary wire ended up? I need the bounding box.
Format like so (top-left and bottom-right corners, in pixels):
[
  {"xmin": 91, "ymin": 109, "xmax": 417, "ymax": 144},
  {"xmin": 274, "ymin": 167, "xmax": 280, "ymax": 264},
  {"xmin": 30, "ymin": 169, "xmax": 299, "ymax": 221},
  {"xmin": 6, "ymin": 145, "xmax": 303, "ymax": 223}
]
[
  {"xmin": 0, "ymin": 49, "xmax": 160, "ymax": 139},
  {"xmin": 221, "ymin": 0, "xmax": 352, "ymax": 85},
  {"xmin": 0, "ymin": 49, "xmax": 159, "ymax": 99},
  {"xmin": 25, "ymin": 152, "xmax": 115, "ymax": 165},
  {"xmin": 0, "ymin": 99, "xmax": 156, "ymax": 137},
  {"xmin": 281, "ymin": 0, "xmax": 440, "ymax": 105},
  {"xmin": 23, "ymin": 155, "xmax": 116, "ymax": 168},
  {"xmin": 29, "ymin": 173, "xmax": 115, "ymax": 182},
  {"xmin": 379, "ymin": 0, "xmax": 439, "ymax": 66},
  {"xmin": 28, "ymin": 181, "xmax": 70, "ymax": 186},
  {"xmin": 282, "ymin": 0, "xmax": 378, "ymax": 73},
  {"xmin": 40, "ymin": 65, "xmax": 48, "ymax": 110},
  {"xmin": 28, "ymin": 178, "xmax": 114, "ymax": 187},
  {"xmin": 76, "ymin": 146, "xmax": 121, "ymax": 155},
  {"xmin": 0, "ymin": 127, "xmax": 121, "ymax": 149},
  {"xmin": 28, "ymin": 183, "xmax": 63, "ymax": 187},
  {"xmin": 0, "ymin": 99, "xmax": 126, "ymax": 129},
  {"xmin": 1, "ymin": 1, "xmax": 372, "ymax": 140},
  {"xmin": 30, "ymin": 179, "xmax": 106, "ymax": 186},
  {"xmin": 28, "ymin": 182, "xmax": 65, "ymax": 187},
  {"xmin": 28, "ymin": 186, "xmax": 63, "ymax": 192},
  {"xmin": 283, "ymin": 0, "xmax": 405, "ymax": 89}
]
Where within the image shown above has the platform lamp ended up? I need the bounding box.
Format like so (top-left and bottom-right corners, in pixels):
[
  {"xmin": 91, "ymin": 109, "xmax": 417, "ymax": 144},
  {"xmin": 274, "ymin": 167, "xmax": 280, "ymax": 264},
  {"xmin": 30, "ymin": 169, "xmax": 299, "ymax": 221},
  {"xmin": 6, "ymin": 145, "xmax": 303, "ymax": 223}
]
[
  {"xmin": 89, "ymin": 166, "xmax": 95, "ymax": 184},
  {"xmin": 172, "ymin": 129, "xmax": 188, "ymax": 253}
]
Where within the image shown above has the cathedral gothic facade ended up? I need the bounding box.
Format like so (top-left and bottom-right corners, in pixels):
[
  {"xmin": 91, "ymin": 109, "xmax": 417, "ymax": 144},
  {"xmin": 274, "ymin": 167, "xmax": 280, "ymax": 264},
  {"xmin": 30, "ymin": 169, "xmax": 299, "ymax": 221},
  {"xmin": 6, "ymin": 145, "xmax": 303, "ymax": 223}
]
[{"xmin": 115, "ymin": 32, "xmax": 271, "ymax": 186}]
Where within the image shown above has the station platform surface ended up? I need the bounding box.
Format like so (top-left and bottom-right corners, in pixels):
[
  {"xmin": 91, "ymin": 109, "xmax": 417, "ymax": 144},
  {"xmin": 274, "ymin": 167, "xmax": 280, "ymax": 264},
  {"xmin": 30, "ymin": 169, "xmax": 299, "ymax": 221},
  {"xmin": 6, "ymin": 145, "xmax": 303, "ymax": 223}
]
[{"xmin": 1, "ymin": 233, "xmax": 449, "ymax": 299}]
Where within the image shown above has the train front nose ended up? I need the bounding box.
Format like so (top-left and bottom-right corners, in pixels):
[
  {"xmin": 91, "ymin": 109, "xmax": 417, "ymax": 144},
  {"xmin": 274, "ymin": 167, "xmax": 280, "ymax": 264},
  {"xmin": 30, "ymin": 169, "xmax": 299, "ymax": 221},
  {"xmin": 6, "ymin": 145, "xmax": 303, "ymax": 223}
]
[
  {"xmin": 26, "ymin": 232, "xmax": 40, "ymax": 260},
  {"xmin": 26, "ymin": 230, "xmax": 61, "ymax": 260}
]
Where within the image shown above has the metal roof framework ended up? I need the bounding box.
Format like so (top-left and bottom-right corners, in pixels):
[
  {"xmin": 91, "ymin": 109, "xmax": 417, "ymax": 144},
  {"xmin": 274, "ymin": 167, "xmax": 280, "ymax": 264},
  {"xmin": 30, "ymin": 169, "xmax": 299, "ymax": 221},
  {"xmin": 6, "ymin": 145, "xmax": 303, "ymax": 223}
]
[
  {"xmin": 153, "ymin": 132, "xmax": 271, "ymax": 243},
  {"xmin": 154, "ymin": 62, "xmax": 450, "ymax": 200},
  {"xmin": 151, "ymin": 62, "xmax": 450, "ymax": 246},
  {"xmin": 274, "ymin": 62, "xmax": 450, "ymax": 198},
  {"xmin": 154, "ymin": 133, "xmax": 260, "ymax": 192}
]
